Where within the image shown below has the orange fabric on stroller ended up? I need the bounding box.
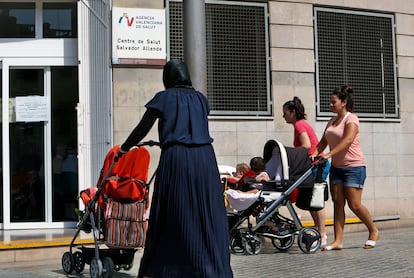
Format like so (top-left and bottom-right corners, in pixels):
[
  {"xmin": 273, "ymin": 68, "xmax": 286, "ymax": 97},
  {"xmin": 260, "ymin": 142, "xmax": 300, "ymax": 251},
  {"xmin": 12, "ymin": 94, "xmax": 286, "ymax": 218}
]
[
  {"xmin": 80, "ymin": 187, "xmax": 98, "ymax": 206},
  {"xmin": 78, "ymin": 144, "xmax": 152, "ymax": 249},
  {"xmin": 97, "ymin": 145, "xmax": 151, "ymax": 248},
  {"xmin": 98, "ymin": 145, "xmax": 150, "ymax": 203}
]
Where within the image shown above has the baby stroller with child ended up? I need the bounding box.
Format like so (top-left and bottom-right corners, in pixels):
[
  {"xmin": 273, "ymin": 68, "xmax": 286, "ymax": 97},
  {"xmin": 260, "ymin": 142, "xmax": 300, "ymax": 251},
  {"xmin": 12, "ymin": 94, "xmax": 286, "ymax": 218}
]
[
  {"xmin": 61, "ymin": 141, "xmax": 158, "ymax": 278},
  {"xmin": 226, "ymin": 139, "xmax": 328, "ymax": 255}
]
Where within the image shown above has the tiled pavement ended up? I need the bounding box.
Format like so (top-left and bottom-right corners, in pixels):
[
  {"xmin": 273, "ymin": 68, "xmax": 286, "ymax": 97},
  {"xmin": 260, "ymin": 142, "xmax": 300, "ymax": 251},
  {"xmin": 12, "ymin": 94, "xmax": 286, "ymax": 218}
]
[{"xmin": 0, "ymin": 220, "xmax": 413, "ymax": 277}]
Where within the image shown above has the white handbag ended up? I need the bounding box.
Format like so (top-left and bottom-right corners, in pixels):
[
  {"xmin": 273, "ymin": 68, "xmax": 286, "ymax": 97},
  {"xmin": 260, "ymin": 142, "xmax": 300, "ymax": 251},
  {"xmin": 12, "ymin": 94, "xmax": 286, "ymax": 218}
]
[{"xmin": 310, "ymin": 182, "xmax": 327, "ymax": 209}]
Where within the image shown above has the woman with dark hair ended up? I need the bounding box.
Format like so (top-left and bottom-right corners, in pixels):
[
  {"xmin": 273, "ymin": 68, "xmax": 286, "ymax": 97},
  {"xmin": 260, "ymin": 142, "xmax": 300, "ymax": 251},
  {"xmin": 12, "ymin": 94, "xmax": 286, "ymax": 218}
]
[
  {"xmin": 120, "ymin": 59, "xmax": 233, "ymax": 277},
  {"xmin": 282, "ymin": 96, "xmax": 328, "ymax": 246},
  {"xmin": 311, "ymin": 85, "xmax": 379, "ymax": 251},
  {"xmin": 283, "ymin": 97, "xmax": 318, "ymax": 152}
]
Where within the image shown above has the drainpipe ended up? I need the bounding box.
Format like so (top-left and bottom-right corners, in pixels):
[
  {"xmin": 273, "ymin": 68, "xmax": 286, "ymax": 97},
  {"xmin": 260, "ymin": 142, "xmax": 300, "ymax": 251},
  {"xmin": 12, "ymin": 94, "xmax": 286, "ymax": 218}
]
[{"xmin": 183, "ymin": 0, "xmax": 207, "ymax": 94}]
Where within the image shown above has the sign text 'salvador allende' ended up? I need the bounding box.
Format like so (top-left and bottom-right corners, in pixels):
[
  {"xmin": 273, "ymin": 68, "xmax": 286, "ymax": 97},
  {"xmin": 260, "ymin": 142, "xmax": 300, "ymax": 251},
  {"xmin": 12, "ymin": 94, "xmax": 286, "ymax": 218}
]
[{"xmin": 116, "ymin": 38, "xmax": 162, "ymax": 52}]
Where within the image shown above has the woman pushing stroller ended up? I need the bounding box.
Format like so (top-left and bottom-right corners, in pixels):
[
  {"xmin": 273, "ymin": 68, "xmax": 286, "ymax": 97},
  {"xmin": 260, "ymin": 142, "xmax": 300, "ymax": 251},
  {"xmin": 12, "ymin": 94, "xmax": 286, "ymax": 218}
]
[
  {"xmin": 119, "ymin": 60, "xmax": 233, "ymax": 277},
  {"xmin": 282, "ymin": 96, "xmax": 328, "ymax": 246},
  {"xmin": 311, "ymin": 85, "xmax": 379, "ymax": 251}
]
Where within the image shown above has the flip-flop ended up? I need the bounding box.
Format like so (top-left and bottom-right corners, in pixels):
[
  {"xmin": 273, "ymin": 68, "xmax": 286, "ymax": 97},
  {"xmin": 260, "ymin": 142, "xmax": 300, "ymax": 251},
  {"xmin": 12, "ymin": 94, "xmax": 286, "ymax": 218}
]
[
  {"xmin": 322, "ymin": 245, "xmax": 342, "ymax": 251},
  {"xmin": 321, "ymin": 235, "xmax": 328, "ymax": 247},
  {"xmin": 363, "ymin": 240, "xmax": 376, "ymax": 249}
]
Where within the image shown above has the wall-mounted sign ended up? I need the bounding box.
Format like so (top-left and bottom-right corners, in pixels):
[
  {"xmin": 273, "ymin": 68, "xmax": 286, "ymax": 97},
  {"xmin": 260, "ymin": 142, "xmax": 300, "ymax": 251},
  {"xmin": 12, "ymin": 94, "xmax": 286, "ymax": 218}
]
[
  {"xmin": 112, "ymin": 7, "xmax": 166, "ymax": 66},
  {"xmin": 15, "ymin": 96, "xmax": 49, "ymax": 122}
]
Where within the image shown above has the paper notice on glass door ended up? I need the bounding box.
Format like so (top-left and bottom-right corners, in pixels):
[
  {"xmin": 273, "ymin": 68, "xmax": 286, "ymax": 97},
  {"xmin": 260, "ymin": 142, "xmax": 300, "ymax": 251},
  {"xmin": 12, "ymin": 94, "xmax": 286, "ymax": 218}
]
[{"xmin": 15, "ymin": 96, "xmax": 49, "ymax": 122}]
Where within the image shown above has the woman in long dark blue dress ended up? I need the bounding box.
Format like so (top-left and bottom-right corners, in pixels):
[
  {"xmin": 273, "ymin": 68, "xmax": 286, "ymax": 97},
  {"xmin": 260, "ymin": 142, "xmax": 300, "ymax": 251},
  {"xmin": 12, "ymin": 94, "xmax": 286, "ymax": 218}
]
[{"xmin": 120, "ymin": 59, "xmax": 233, "ymax": 278}]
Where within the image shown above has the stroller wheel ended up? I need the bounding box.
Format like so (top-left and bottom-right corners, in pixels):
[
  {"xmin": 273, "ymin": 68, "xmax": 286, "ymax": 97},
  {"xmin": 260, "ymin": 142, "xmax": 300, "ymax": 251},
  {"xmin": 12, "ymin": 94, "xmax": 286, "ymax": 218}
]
[
  {"xmin": 90, "ymin": 257, "xmax": 103, "ymax": 278},
  {"xmin": 271, "ymin": 234, "xmax": 295, "ymax": 251},
  {"xmin": 74, "ymin": 251, "xmax": 85, "ymax": 273},
  {"xmin": 102, "ymin": 257, "xmax": 115, "ymax": 278},
  {"xmin": 230, "ymin": 236, "xmax": 245, "ymax": 255},
  {"xmin": 298, "ymin": 227, "xmax": 321, "ymax": 254},
  {"xmin": 243, "ymin": 235, "xmax": 263, "ymax": 255},
  {"xmin": 61, "ymin": 252, "xmax": 75, "ymax": 274}
]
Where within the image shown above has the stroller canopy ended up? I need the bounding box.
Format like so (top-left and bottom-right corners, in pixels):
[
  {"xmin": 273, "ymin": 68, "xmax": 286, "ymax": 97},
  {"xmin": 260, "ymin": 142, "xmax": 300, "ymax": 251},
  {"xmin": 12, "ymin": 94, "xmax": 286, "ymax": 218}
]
[
  {"xmin": 265, "ymin": 140, "xmax": 314, "ymax": 188},
  {"xmin": 97, "ymin": 145, "xmax": 151, "ymax": 202}
]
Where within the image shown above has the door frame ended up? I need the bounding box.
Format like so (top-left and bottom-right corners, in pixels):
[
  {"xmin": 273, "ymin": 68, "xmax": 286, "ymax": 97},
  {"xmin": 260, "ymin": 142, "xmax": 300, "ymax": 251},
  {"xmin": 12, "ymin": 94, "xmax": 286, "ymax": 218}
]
[{"xmin": 1, "ymin": 59, "xmax": 74, "ymax": 229}]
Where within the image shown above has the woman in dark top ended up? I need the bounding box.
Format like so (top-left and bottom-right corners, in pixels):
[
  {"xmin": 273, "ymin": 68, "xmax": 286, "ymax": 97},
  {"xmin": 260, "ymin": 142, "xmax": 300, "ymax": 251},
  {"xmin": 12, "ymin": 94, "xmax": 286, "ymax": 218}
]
[{"xmin": 120, "ymin": 60, "xmax": 233, "ymax": 278}]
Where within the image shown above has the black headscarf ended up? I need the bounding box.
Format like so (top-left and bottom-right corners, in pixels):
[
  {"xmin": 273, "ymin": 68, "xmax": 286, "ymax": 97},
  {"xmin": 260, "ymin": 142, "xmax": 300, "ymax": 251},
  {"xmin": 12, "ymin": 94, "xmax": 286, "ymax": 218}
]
[{"xmin": 162, "ymin": 59, "xmax": 193, "ymax": 89}]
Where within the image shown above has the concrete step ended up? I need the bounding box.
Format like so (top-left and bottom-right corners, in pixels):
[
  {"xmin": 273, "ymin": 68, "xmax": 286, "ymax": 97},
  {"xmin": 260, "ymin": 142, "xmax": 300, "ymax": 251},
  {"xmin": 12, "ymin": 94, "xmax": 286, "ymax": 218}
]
[{"xmin": 0, "ymin": 228, "xmax": 94, "ymax": 263}]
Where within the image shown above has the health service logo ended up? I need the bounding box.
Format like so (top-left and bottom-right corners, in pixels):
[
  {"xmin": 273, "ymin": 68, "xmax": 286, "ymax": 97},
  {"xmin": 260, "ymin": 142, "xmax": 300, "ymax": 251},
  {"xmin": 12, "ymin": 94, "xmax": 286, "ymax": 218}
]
[{"xmin": 118, "ymin": 13, "xmax": 134, "ymax": 27}]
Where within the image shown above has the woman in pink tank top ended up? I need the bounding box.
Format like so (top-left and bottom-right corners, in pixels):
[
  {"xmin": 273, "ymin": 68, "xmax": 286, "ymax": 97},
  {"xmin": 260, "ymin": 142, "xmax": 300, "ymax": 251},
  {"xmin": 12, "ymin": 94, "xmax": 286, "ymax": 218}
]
[{"xmin": 311, "ymin": 85, "xmax": 379, "ymax": 251}]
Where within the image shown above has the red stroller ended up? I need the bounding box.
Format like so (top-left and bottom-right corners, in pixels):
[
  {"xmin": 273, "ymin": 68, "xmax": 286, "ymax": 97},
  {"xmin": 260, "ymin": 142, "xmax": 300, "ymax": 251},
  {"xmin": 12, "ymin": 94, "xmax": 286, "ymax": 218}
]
[{"xmin": 61, "ymin": 141, "xmax": 158, "ymax": 278}]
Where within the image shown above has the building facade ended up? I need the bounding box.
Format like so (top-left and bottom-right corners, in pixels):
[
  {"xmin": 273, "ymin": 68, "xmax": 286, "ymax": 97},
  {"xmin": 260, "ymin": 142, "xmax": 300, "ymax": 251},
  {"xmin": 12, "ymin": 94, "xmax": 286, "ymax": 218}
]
[
  {"xmin": 0, "ymin": 0, "xmax": 412, "ymax": 230},
  {"xmin": 114, "ymin": 0, "xmax": 414, "ymax": 224}
]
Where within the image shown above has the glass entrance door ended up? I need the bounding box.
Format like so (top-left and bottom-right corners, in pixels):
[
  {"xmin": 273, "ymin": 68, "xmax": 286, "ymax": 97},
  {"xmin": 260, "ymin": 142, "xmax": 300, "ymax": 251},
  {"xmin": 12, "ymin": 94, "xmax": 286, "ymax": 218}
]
[
  {"xmin": 6, "ymin": 66, "xmax": 79, "ymax": 225},
  {"xmin": 9, "ymin": 69, "xmax": 46, "ymax": 222},
  {"xmin": 50, "ymin": 67, "xmax": 79, "ymax": 222}
]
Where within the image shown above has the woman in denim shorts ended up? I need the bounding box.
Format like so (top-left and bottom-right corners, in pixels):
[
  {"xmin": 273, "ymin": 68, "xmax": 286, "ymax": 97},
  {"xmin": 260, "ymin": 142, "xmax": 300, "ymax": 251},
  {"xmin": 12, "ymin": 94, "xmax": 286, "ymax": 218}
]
[{"xmin": 311, "ymin": 85, "xmax": 379, "ymax": 251}]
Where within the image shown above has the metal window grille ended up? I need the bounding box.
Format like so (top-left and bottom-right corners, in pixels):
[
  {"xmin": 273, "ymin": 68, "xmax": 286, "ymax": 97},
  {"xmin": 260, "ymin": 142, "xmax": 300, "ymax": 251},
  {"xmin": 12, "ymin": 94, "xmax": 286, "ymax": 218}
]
[
  {"xmin": 167, "ymin": 0, "xmax": 270, "ymax": 116},
  {"xmin": 314, "ymin": 7, "xmax": 398, "ymax": 119}
]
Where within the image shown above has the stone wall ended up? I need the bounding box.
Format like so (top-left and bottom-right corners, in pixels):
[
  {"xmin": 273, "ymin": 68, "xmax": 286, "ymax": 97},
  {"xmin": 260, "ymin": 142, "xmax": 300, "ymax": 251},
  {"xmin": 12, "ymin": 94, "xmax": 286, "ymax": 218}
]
[{"xmin": 112, "ymin": 0, "xmax": 414, "ymax": 221}]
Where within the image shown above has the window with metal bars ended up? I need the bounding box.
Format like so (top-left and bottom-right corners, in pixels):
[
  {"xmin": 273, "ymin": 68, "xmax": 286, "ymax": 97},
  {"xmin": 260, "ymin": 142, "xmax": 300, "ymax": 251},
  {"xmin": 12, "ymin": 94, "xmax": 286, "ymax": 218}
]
[
  {"xmin": 167, "ymin": 0, "xmax": 270, "ymax": 116},
  {"xmin": 314, "ymin": 7, "xmax": 398, "ymax": 119}
]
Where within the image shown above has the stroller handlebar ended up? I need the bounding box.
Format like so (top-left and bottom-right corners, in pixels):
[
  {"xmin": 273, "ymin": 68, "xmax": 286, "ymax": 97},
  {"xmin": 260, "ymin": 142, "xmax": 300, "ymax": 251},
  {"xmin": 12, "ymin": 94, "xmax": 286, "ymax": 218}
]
[
  {"xmin": 311, "ymin": 156, "xmax": 327, "ymax": 166},
  {"xmin": 114, "ymin": 141, "xmax": 160, "ymax": 162},
  {"xmin": 136, "ymin": 140, "xmax": 160, "ymax": 147}
]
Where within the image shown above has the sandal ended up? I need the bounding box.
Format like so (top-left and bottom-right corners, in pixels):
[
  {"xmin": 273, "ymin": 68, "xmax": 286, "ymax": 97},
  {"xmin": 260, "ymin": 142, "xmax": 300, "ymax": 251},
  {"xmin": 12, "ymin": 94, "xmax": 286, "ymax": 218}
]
[
  {"xmin": 363, "ymin": 240, "xmax": 376, "ymax": 249},
  {"xmin": 321, "ymin": 235, "xmax": 328, "ymax": 248},
  {"xmin": 364, "ymin": 231, "xmax": 380, "ymax": 249},
  {"xmin": 322, "ymin": 244, "xmax": 342, "ymax": 251}
]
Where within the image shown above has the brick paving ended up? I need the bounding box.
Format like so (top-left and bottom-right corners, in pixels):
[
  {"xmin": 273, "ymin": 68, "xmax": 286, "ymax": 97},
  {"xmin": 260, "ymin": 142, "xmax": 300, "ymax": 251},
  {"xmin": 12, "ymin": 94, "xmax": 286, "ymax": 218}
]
[
  {"xmin": 231, "ymin": 225, "xmax": 414, "ymax": 278},
  {"xmin": 0, "ymin": 224, "xmax": 412, "ymax": 277}
]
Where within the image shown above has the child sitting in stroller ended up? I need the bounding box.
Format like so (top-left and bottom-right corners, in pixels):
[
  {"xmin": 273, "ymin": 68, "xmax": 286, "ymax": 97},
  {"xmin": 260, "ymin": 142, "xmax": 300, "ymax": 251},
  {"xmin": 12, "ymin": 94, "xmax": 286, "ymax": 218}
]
[
  {"xmin": 236, "ymin": 157, "xmax": 270, "ymax": 193},
  {"xmin": 225, "ymin": 157, "xmax": 271, "ymax": 211},
  {"xmin": 222, "ymin": 162, "xmax": 249, "ymax": 189},
  {"xmin": 234, "ymin": 163, "xmax": 249, "ymax": 179}
]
